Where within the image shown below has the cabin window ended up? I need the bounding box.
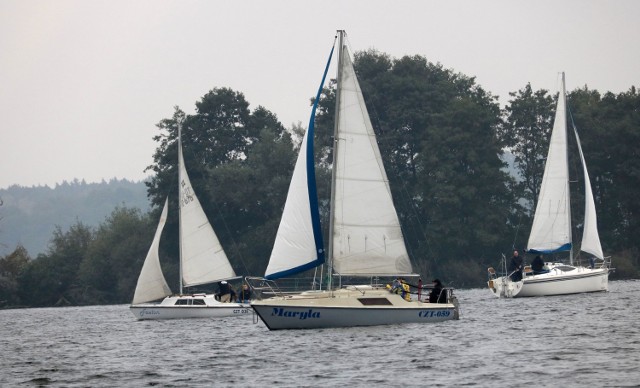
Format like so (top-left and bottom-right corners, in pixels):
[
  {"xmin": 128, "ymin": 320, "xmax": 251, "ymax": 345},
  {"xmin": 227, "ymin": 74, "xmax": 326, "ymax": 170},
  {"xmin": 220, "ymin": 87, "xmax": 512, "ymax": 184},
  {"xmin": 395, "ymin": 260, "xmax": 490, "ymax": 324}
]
[
  {"xmin": 192, "ymin": 299, "xmax": 206, "ymax": 305},
  {"xmin": 358, "ymin": 298, "xmax": 393, "ymax": 306},
  {"xmin": 175, "ymin": 299, "xmax": 189, "ymax": 305}
]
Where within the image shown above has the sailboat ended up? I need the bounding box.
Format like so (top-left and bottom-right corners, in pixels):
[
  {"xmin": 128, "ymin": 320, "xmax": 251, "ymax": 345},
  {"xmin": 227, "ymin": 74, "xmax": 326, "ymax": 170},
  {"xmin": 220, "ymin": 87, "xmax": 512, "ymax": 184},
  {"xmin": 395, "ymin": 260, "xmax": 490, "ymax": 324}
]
[
  {"xmin": 248, "ymin": 30, "xmax": 459, "ymax": 330},
  {"xmin": 129, "ymin": 126, "xmax": 251, "ymax": 319},
  {"xmin": 488, "ymin": 72, "xmax": 612, "ymax": 298}
]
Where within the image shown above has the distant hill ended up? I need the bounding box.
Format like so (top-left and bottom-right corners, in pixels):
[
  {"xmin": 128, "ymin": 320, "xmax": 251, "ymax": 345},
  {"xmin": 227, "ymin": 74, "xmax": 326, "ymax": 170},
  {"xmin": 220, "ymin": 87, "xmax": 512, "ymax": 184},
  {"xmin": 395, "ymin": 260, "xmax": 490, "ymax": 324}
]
[{"xmin": 0, "ymin": 179, "xmax": 150, "ymax": 257}]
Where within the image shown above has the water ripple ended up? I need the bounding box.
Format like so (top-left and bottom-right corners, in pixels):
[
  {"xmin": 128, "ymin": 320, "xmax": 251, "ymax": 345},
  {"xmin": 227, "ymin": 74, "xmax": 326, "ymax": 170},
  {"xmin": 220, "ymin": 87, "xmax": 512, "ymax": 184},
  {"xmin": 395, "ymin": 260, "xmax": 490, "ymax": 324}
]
[{"xmin": 1, "ymin": 280, "xmax": 639, "ymax": 386}]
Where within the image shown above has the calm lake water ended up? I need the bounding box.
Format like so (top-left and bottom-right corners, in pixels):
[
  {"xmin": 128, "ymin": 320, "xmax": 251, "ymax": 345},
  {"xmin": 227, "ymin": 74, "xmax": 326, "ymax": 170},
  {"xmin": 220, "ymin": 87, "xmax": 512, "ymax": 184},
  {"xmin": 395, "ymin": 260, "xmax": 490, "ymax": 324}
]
[{"xmin": 1, "ymin": 280, "xmax": 639, "ymax": 387}]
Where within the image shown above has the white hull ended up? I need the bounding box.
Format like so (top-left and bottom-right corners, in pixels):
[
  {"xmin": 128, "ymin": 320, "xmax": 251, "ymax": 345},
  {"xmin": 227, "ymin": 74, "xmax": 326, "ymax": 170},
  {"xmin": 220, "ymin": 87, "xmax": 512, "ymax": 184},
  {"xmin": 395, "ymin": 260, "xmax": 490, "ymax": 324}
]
[
  {"xmin": 488, "ymin": 263, "xmax": 609, "ymax": 298},
  {"xmin": 130, "ymin": 294, "xmax": 251, "ymax": 320},
  {"xmin": 251, "ymin": 286, "xmax": 459, "ymax": 330}
]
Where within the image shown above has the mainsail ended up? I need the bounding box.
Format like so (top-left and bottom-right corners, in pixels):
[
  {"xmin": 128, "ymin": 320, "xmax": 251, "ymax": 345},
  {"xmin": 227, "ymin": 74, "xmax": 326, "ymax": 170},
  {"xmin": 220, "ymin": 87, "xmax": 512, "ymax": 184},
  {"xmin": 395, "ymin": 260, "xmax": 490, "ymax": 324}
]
[
  {"xmin": 132, "ymin": 198, "xmax": 172, "ymax": 304},
  {"xmin": 330, "ymin": 42, "xmax": 412, "ymax": 276},
  {"xmin": 178, "ymin": 131, "xmax": 236, "ymax": 288},
  {"xmin": 527, "ymin": 74, "xmax": 572, "ymax": 255}
]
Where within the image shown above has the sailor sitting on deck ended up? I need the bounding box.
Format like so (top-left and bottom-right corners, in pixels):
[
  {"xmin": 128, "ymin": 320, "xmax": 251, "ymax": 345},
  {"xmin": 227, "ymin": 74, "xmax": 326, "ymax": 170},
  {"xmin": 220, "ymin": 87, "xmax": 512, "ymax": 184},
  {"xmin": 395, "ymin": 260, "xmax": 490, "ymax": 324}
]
[
  {"xmin": 531, "ymin": 255, "xmax": 550, "ymax": 274},
  {"xmin": 236, "ymin": 283, "xmax": 252, "ymax": 303}
]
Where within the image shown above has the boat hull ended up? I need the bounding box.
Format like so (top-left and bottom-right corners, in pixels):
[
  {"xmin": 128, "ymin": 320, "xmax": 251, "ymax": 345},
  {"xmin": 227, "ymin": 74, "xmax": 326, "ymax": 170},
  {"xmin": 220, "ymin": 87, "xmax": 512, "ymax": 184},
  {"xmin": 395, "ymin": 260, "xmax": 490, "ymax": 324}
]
[
  {"xmin": 488, "ymin": 264, "xmax": 609, "ymax": 298},
  {"xmin": 130, "ymin": 294, "xmax": 251, "ymax": 320},
  {"xmin": 251, "ymin": 287, "xmax": 459, "ymax": 330}
]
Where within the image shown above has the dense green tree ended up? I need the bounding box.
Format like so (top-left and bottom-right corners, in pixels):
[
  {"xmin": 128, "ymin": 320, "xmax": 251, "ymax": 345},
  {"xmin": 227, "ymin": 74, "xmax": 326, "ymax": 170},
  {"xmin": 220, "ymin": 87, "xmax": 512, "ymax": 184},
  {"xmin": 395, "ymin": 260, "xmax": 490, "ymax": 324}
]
[
  {"xmin": 206, "ymin": 107, "xmax": 297, "ymax": 275},
  {"xmin": 569, "ymin": 86, "xmax": 640, "ymax": 254},
  {"xmin": 499, "ymin": 84, "xmax": 556, "ymax": 211},
  {"xmin": 0, "ymin": 244, "xmax": 30, "ymax": 306},
  {"xmin": 78, "ymin": 206, "xmax": 155, "ymax": 303},
  {"xmin": 312, "ymin": 51, "xmax": 514, "ymax": 286},
  {"xmin": 18, "ymin": 223, "xmax": 93, "ymax": 306},
  {"xmin": 145, "ymin": 90, "xmax": 296, "ymax": 280}
]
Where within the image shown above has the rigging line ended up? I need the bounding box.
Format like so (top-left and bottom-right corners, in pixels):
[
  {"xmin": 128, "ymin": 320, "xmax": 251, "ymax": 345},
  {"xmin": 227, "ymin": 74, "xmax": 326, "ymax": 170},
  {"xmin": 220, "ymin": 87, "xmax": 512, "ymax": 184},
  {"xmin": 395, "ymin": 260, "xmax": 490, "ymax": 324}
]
[
  {"xmin": 208, "ymin": 191, "xmax": 250, "ymax": 276},
  {"xmin": 511, "ymin": 211, "xmax": 522, "ymax": 251}
]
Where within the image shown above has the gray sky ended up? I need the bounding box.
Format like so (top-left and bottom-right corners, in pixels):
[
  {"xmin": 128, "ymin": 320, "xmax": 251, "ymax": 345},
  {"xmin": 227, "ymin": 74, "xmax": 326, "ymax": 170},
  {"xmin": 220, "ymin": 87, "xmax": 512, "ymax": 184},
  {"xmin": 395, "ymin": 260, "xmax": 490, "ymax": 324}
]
[{"xmin": 1, "ymin": 0, "xmax": 638, "ymax": 189}]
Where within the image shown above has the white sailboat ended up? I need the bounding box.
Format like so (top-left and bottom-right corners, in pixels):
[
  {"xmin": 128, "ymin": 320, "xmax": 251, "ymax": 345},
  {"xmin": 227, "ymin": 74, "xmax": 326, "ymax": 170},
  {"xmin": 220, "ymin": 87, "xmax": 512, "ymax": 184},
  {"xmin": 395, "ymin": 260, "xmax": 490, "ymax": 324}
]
[
  {"xmin": 488, "ymin": 72, "xmax": 611, "ymax": 298},
  {"xmin": 249, "ymin": 30, "xmax": 459, "ymax": 330},
  {"xmin": 129, "ymin": 126, "xmax": 251, "ymax": 319}
]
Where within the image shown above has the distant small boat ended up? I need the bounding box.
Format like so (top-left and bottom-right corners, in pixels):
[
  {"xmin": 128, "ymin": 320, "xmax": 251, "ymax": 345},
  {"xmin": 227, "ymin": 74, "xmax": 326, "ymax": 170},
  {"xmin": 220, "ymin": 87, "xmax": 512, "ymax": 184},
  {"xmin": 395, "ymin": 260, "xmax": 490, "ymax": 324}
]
[
  {"xmin": 249, "ymin": 30, "xmax": 459, "ymax": 330},
  {"xmin": 129, "ymin": 126, "xmax": 251, "ymax": 319},
  {"xmin": 488, "ymin": 73, "xmax": 611, "ymax": 298}
]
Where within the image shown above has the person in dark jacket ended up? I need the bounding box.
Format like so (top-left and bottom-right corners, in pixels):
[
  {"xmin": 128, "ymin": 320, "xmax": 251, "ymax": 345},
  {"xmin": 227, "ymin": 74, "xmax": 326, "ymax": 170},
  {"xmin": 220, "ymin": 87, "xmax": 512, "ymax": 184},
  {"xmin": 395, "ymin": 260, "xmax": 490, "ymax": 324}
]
[
  {"xmin": 429, "ymin": 279, "xmax": 446, "ymax": 303},
  {"xmin": 217, "ymin": 281, "xmax": 231, "ymax": 302},
  {"xmin": 237, "ymin": 284, "xmax": 252, "ymax": 303},
  {"xmin": 509, "ymin": 250, "xmax": 524, "ymax": 281},
  {"xmin": 531, "ymin": 255, "xmax": 545, "ymax": 273}
]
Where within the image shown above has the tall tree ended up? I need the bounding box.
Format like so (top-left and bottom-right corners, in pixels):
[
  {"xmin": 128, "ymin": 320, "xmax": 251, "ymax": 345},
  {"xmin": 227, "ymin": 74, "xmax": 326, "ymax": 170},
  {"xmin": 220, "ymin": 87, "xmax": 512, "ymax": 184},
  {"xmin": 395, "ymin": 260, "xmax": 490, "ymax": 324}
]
[
  {"xmin": 78, "ymin": 206, "xmax": 154, "ymax": 303},
  {"xmin": 499, "ymin": 84, "xmax": 556, "ymax": 212},
  {"xmin": 145, "ymin": 89, "xmax": 296, "ymax": 279},
  {"xmin": 313, "ymin": 50, "xmax": 513, "ymax": 286},
  {"xmin": 0, "ymin": 244, "xmax": 30, "ymax": 306},
  {"xmin": 569, "ymin": 86, "xmax": 640, "ymax": 253},
  {"xmin": 18, "ymin": 223, "xmax": 93, "ymax": 306}
]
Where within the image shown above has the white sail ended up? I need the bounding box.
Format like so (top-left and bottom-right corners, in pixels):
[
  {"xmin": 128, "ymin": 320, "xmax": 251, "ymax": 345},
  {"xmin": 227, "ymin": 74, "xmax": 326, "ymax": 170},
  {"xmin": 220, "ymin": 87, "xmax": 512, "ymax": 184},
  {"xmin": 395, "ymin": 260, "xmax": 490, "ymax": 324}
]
[
  {"xmin": 265, "ymin": 125, "xmax": 323, "ymax": 278},
  {"xmin": 527, "ymin": 75, "xmax": 572, "ymax": 254},
  {"xmin": 178, "ymin": 141, "xmax": 236, "ymax": 287},
  {"xmin": 573, "ymin": 127, "xmax": 604, "ymax": 260},
  {"xmin": 331, "ymin": 44, "xmax": 412, "ymax": 276},
  {"xmin": 132, "ymin": 198, "xmax": 172, "ymax": 304}
]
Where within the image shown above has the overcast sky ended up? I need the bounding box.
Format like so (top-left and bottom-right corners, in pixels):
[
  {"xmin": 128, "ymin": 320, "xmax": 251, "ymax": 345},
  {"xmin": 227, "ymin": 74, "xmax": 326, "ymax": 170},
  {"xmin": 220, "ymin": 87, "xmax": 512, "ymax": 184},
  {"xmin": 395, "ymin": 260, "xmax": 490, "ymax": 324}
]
[{"xmin": 1, "ymin": 0, "xmax": 638, "ymax": 189}]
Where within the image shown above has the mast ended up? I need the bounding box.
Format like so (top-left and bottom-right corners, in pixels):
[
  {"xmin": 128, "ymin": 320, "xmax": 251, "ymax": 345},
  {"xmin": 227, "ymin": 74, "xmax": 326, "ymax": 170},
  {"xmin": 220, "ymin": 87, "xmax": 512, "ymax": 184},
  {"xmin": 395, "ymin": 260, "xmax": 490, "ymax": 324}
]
[
  {"xmin": 178, "ymin": 123, "xmax": 184, "ymax": 294},
  {"xmin": 327, "ymin": 30, "xmax": 345, "ymax": 290},
  {"xmin": 561, "ymin": 72, "xmax": 574, "ymax": 265}
]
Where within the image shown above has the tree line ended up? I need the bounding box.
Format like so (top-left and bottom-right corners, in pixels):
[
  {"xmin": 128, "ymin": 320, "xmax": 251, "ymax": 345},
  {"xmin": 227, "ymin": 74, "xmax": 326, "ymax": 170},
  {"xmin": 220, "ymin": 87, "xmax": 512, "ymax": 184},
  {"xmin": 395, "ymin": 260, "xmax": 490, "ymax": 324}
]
[{"xmin": 1, "ymin": 50, "xmax": 638, "ymax": 307}]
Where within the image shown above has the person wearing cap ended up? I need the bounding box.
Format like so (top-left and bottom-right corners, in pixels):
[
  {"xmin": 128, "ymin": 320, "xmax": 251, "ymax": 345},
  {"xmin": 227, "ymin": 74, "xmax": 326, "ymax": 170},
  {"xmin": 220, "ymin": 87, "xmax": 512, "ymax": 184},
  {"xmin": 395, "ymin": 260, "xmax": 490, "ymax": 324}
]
[{"xmin": 429, "ymin": 279, "xmax": 445, "ymax": 303}]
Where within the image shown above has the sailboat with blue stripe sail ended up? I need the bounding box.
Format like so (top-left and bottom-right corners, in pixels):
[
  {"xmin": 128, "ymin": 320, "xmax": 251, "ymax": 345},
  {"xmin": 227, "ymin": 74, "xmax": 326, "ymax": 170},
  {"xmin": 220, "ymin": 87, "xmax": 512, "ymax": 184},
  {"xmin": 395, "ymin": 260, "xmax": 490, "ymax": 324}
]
[
  {"xmin": 488, "ymin": 73, "xmax": 612, "ymax": 298},
  {"xmin": 249, "ymin": 30, "xmax": 459, "ymax": 330}
]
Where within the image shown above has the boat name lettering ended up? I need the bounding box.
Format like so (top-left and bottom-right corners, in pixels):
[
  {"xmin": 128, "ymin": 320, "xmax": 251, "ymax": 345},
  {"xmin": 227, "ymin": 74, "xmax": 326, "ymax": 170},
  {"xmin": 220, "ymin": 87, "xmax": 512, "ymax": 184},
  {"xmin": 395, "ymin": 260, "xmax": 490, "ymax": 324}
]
[
  {"xmin": 271, "ymin": 308, "xmax": 320, "ymax": 320},
  {"xmin": 233, "ymin": 309, "xmax": 250, "ymax": 314},
  {"xmin": 138, "ymin": 308, "xmax": 160, "ymax": 317},
  {"xmin": 418, "ymin": 310, "xmax": 450, "ymax": 318}
]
